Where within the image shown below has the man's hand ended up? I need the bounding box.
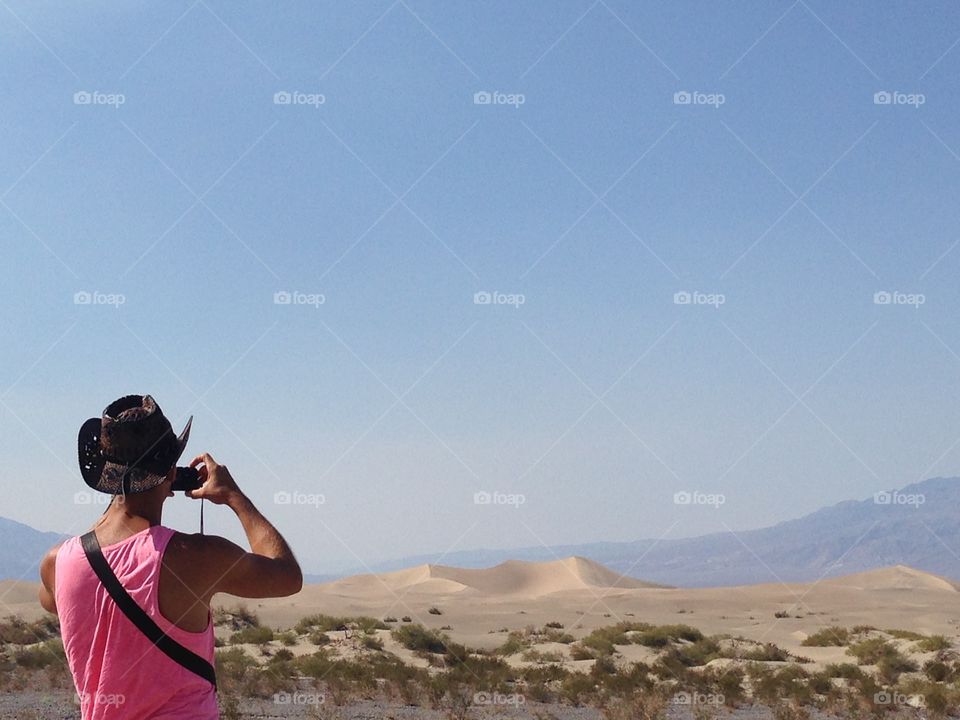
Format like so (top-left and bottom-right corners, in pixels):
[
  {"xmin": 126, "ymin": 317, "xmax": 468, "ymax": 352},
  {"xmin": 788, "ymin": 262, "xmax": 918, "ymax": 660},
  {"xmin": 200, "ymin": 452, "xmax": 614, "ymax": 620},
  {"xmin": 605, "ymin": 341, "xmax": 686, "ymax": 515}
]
[{"xmin": 188, "ymin": 453, "xmax": 242, "ymax": 506}]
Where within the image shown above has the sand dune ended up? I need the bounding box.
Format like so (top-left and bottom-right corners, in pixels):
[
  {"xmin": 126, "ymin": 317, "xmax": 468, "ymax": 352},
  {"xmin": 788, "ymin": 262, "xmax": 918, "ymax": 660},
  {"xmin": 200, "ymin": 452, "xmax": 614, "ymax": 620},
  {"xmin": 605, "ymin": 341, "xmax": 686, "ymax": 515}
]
[
  {"xmin": 820, "ymin": 564, "xmax": 959, "ymax": 592},
  {"xmin": 321, "ymin": 556, "xmax": 663, "ymax": 598},
  {"xmin": 7, "ymin": 560, "xmax": 960, "ymax": 671}
]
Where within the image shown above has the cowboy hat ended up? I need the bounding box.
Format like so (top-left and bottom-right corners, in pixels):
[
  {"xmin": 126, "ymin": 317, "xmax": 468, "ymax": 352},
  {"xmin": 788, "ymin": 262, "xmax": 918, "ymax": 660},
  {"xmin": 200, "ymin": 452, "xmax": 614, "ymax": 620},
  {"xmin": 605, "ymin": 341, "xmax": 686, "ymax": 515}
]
[{"xmin": 78, "ymin": 394, "xmax": 192, "ymax": 495}]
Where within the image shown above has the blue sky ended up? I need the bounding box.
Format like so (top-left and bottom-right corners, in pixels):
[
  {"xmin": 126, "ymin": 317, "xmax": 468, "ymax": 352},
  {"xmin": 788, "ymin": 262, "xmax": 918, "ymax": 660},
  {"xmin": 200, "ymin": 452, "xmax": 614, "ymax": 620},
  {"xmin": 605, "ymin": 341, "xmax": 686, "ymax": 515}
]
[{"xmin": 2, "ymin": 1, "xmax": 960, "ymax": 574}]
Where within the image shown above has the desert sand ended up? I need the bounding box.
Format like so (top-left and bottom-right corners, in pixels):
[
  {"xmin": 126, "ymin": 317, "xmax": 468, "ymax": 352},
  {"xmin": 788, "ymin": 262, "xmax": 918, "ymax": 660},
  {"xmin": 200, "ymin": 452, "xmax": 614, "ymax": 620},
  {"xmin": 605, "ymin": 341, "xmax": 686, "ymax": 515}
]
[{"xmin": 190, "ymin": 557, "xmax": 960, "ymax": 670}]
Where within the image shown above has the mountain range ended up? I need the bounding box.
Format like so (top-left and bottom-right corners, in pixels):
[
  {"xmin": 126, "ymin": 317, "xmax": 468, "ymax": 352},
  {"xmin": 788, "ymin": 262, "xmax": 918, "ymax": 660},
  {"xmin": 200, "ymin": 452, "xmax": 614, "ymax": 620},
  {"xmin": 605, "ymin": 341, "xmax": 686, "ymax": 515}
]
[
  {"xmin": 4, "ymin": 477, "xmax": 959, "ymax": 587},
  {"xmin": 303, "ymin": 476, "xmax": 960, "ymax": 587}
]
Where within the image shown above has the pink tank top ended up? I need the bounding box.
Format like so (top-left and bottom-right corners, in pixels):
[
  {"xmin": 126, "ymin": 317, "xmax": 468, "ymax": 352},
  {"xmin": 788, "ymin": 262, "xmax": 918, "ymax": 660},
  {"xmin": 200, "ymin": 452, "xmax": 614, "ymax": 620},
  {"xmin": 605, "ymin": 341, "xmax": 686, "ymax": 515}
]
[{"xmin": 55, "ymin": 525, "xmax": 218, "ymax": 719}]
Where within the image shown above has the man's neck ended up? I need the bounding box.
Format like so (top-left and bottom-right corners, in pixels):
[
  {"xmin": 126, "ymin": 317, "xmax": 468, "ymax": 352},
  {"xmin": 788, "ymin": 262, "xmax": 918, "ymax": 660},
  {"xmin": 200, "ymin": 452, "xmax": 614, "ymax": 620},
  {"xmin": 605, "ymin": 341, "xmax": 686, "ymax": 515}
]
[{"xmin": 104, "ymin": 498, "xmax": 163, "ymax": 528}]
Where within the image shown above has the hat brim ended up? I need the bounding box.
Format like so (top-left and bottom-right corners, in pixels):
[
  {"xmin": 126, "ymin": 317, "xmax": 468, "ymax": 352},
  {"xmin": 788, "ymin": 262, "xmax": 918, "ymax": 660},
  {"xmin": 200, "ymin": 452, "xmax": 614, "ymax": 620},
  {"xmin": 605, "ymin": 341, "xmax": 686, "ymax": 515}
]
[{"xmin": 78, "ymin": 416, "xmax": 192, "ymax": 495}]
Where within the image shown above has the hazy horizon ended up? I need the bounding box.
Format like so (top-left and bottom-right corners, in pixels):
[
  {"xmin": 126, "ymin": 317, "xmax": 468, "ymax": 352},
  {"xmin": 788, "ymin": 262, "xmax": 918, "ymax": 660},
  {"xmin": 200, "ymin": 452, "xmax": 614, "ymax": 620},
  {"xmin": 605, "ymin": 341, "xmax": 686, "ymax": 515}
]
[{"xmin": 4, "ymin": 2, "xmax": 960, "ymax": 576}]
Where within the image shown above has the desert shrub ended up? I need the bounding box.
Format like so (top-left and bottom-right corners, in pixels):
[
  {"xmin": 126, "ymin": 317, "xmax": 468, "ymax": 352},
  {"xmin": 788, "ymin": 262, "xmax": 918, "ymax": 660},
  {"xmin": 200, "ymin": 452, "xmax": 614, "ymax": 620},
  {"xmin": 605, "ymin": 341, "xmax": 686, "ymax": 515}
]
[
  {"xmin": 215, "ymin": 647, "xmax": 258, "ymax": 690},
  {"xmin": 295, "ymin": 614, "xmax": 348, "ymax": 634},
  {"xmin": 915, "ymin": 635, "xmax": 951, "ymax": 653},
  {"xmin": 14, "ymin": 639, "xmax": 64, "ymax": 669},
  {"xmin": 560, "ymin": 672, "xmax": 597, "ymax": 706},
  {"xmin": 545, "ymin": 620, "xmax": 564, "ymax": 629},
  {"xmin": 632, "ymin": 623, "xmax": 703, "ymax": 648},
  {"xmin": 0, "ymin": 616, "xmax": 59, "ymax": 645},
  {"xmin": 392, "ymin": 624, "xmax": 448, "ymax": 654},
  {"xmin": 740, "ymin": 642, "xmax": 791, "ymax": 661},
  {"xmin": 665, "ymin": 637, "xmax": 722, "ymax": 667},
  {"xmin": 352, "ymin": 616, "xmax": 389, "ymax": 634},
  {"xmin": 229, "ymin": 625, "xmax": 274, "ymax": 645},
  {"xmin": 885, "ymin": 628, "xmax": 924, "ymax": 641},
  {"xmin": 495, "ymin": 631, "xmax": 527, "ymax": 656},
  {"xmin": 276, "ymin": 631, "xmax": 297, "ymax": 646},
  {"xmin": 213, "ymin": 605, "xmax": 259, "ymax": 631},
  {"xmin": 362, "ymin": 634, "xmax": 384, "ymax": 651},
  {"xmin": 924, "ymin": 659, "xmax": 952, "ymax": 682},
  {"xmin": 801, "ymin": 626, "xmax": 849, "ymax": 647},
  {"xmin": 383, "ymin": 616, "xmax": 397, "ymax": 623},
  {"xmin": 824, "ymin": 662, "xmax": 865, "ymax": 680},
  {"xmin": 600, "ymin": 687, "xmax": 668, "ymax": 720},
  {"xmin": 846, "ymin": 637, "xmax": 917, "ymax": 681},
  {"xmin": 570, "ymin": 643, "xmax": 596, "ymax": 660}
]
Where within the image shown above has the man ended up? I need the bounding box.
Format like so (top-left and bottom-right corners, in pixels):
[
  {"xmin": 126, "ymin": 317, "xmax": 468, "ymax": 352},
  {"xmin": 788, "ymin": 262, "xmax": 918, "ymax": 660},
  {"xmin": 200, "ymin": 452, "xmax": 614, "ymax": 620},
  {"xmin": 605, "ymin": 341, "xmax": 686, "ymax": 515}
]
[{"xmin": 38, "ymin": 394, "xmax": 302, "ymax": 719}]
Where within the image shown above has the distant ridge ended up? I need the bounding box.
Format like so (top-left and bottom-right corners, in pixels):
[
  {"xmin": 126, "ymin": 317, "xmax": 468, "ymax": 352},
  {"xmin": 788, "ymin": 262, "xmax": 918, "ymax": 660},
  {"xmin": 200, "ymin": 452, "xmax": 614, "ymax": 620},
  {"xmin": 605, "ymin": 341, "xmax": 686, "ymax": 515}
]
[
  {"xmin": 0, "ymin": 517, "xmax": 66, "ymax": 582},
  {"xmin": 306, "ymin": 477, "xmax": 960, "ymax": 588}
]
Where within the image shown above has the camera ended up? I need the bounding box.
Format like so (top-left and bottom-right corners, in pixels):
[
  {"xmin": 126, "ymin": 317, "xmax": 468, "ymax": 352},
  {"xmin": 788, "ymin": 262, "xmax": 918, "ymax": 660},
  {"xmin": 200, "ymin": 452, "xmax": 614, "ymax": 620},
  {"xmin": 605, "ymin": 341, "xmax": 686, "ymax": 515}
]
[{"xmin": 172, "ymin": 466, "xmax": 203, "ymax": 492}]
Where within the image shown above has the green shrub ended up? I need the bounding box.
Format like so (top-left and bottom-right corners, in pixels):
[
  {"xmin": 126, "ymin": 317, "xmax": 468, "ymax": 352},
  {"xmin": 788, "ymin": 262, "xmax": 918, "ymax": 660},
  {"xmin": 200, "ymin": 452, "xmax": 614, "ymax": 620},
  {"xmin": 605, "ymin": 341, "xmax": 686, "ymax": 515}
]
[
  {"xmin": 14, "ymin": 639, "xmax": 64, "ymax": 668},
  {"xmin": 0, "ymin": 616, "xmax": 59, "ymax": 645},
  {"xmin": 801, "ymin": 626, "xmax": 849, "ymax": 647},
  {"xmin": 362, "ymin": 634, "xmax": 384, "ymax": 651},
  {"xmin": 392, "ymin": 624, "xmax": 448, "ymax": 654},
  {"xmin": 914, "ymin": 635, "xmax": 951, "ymax": 653},
  {"xmin": 229, "ymin": 625, "xmax": 274, "ymax": 645}
]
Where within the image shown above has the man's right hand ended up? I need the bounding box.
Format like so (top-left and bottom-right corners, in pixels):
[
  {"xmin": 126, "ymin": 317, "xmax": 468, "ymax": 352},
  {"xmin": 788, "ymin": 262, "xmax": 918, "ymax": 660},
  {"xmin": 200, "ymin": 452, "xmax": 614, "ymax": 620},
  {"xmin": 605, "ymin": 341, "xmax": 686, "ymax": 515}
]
[{"xmin": 188, "ymin": 453, "xmax": 243, "ymax": 506}]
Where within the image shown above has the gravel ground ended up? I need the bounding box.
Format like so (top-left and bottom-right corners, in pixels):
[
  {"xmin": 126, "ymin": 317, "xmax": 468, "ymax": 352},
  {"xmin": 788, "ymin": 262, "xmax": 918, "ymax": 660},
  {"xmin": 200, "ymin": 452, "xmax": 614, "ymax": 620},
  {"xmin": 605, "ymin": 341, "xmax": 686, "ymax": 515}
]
[{"xmin": 0, "ymin": 690, "xmax": 949, "ymax": 720}]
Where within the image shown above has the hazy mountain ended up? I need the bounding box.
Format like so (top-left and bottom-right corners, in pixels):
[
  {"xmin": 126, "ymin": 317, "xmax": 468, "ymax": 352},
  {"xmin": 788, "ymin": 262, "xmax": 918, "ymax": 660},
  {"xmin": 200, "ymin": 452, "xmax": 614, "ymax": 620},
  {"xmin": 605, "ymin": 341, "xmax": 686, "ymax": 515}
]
[
  {"xmin": 0, "ymin": 517, "xmax": 66, "ymax": 582},
  {"xmin": 6, "ymin": 477, "xmax": 959, "ymax": 588},
  {"xmin": 306, "ymin": 477, "xmax": 960, "ymax": 587}
]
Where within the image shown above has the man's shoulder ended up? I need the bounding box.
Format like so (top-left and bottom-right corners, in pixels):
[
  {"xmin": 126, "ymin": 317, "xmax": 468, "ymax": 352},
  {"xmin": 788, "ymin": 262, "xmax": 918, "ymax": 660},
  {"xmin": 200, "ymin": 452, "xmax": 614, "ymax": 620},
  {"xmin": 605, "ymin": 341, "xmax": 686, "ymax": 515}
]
[{"xmin": 166, "ymin": 532, "xmax": 235, "ymax": 557}]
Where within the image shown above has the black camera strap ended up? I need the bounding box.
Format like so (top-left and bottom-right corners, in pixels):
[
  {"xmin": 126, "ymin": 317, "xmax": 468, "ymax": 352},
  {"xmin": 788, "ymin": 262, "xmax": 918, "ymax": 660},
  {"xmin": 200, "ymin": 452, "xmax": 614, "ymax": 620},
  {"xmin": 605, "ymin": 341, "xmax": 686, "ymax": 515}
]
[{"xmin": 80, "ymin": 530, "xmax": 217, "ymax": 689}]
